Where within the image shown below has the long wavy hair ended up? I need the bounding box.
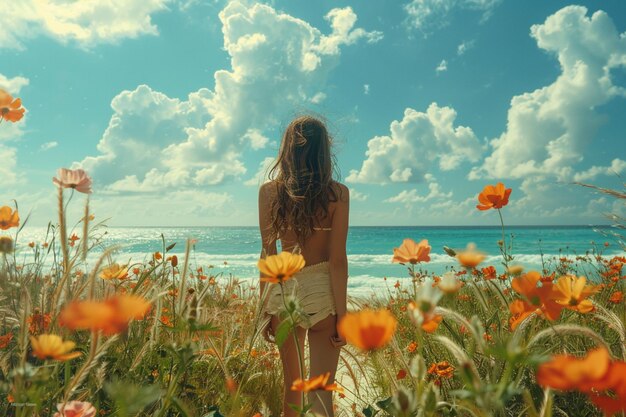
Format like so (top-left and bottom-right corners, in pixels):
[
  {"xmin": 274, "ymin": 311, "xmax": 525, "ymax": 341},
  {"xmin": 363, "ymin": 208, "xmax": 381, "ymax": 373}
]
[{"xmin": 268, "ymin": 116, "xmax": 339, "ymax": 246}]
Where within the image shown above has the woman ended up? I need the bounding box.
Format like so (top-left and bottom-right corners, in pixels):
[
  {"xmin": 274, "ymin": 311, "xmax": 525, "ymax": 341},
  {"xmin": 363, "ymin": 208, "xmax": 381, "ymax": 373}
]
[{"xmin": 258, "ymin": 115, "xmax": 349, "ymax": 417}]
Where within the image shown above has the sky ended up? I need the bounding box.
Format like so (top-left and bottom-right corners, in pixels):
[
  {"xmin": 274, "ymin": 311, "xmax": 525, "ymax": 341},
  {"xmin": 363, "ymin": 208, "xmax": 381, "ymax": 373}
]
[{"xmin": 0, "ymin": 0, "xmax": 625, "ymax": 227}]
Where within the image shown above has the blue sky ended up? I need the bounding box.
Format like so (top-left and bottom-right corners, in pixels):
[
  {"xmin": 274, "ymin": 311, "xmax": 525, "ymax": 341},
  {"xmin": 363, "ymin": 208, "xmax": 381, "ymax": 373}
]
[{"xmin": 1, "ymin": 0, "xmax": 625, "ymax": 226}]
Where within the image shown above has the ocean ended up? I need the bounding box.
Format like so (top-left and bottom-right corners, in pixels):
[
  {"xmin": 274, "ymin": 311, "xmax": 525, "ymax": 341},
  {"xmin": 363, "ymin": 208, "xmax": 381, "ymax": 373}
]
[{"xmin": 15, "ymin": 225, "xmax": 622, "ymax": 295}]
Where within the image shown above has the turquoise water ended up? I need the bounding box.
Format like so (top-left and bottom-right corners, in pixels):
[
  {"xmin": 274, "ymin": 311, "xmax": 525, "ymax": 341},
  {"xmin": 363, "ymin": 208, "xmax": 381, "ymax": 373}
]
[{"xmin": 17, "ymin": 225, "xmax": 622, "ymax": 294}]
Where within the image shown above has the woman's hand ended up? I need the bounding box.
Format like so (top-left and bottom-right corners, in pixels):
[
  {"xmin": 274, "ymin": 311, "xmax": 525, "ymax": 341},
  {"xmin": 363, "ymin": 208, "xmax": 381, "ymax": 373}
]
[
  {"xmin": 330, "ymin": 314, "xmax": 347, "ymax": 347},
  {"xmin": 262, "ymin": 317, "xmax": 275, "ymax": 344}
]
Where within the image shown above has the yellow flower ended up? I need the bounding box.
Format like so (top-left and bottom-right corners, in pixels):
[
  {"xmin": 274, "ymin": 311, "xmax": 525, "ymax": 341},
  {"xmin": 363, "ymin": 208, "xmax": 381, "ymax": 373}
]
[
  {"xmin": 258, "ymin": 251, "xmax": 305, "ymax": 284},
  {"xmin": 30, "ymin": 334, "xmax": 81, "ymax": 361},
  {"xmin": 99, "ymin": 263, "xmax": 129, "ymax": 280},
  {"xmin": 553, "ymin": 275, "xmax": 598, "ymax": 313},
  {"xmin": 0, "ymin": 206, "xmax": 19, "ymax": 230},
  {"xmin": 456, "ymin": 243, "xmax": 486, "ymax": 268}
]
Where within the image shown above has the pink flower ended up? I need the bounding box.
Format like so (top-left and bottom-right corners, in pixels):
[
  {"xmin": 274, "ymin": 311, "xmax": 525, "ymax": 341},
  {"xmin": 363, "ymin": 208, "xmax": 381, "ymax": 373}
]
[
  {"xmin": 53, "ymin": 401, "xmax": 96, "ymax": 417},
  {"xmin": 53, "ymin": 168, "xmax": 92, "ymax": 194}
]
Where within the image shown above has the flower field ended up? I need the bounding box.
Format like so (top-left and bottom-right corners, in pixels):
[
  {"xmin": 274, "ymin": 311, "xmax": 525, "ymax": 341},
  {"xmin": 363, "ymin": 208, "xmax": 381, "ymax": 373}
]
[{"xmin": 1, "ymin": 91, "xmax": 626, "ymax": 417}]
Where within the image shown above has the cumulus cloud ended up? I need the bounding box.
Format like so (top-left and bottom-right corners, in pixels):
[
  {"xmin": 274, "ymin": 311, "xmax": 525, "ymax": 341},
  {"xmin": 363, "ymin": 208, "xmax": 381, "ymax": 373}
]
[
  {"xmin": 79, "ymin": 2, "xmax": 381, "ymax": 193},
  {"xmin": 349, "ymin": 188, "xmax": 368, "ymax": 202},
  {"xmin": 405, "ymin": 0, "xmax": 501, "ymax": 32},
  {"xmin": 457, "ymin": 40, "xmax": 475, "ymax": 55},
  {"xmin": 470, "ymin": 6, "xmax": 626, "ymax": 182},
  {"xmin": 1, "ymin": 0, "xmax": 170, "ymax": 49},
  {"xmin": 573, "ymin": 159, "xmax": 626, "ymax": 182},
  {"xmin": 0, "ymin": 73, "xmax": 29, "ymax": 94},
  {"xmin": 244, "ymin": 157, "xmax": 275, "ymax": 187},
  {"xmin": 384, "ymin": 174, "xmax": 452, "ymax": 207},
  {"xmin": 347, "ymin": 103, "xmax": 482, "ymax": 184},
  {"xmin": 0, "ymin": 73, "xmax": 29, "ymax": 185}
]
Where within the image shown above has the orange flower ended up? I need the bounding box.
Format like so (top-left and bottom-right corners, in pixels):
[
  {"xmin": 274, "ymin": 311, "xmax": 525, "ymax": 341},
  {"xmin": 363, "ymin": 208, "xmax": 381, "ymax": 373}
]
[
  {"xmin": 30, "ymin": 334, "xmax": 81, "ymax": 361},
  {"xmin": 99, "ymin": 263, "xmax": 128, "ymax": 280},
  {"xmin": 392, "ymin": 238, "xmax": 431, "ymax": 264},
  {"xmin": 456, "ymin": 243, "xmax": 486, "ymax": 268},
  {"xmin": 68, "ymin": 234, "xmax": 80, "ymax": 247},
  {"xmin": 508, "ymin": 299, "xmax": 536, "ymax": 331},
  {"xmin": 59, "ymin": 294, "xmax": 151, "ymax": 335},
  {"xmin": 53, "ymin": 401, "xmax": 97, "ymax": 417},
  {"xmin": 406, "ymin": 341, "xmax": 418, "ymax": 353},
  {"xmin": 537, "ymin": 346, "xmax": 626, "ymax": 415},
  {"xmin": 53, "ymin": 168, "xmax": 92, "ymax": 194},
  {"xmin": 27, "ymin": 310, "xmax": 52, "ymax": 334},
  {"xmin": 0, "ymin": 333, "xmax": 13, "ymax": 349},
  {"xmin": 258, "ymin": 251, "xmax": 305, "ymax": 284},
  {"xmin": 338, "ymin": 309, "xmax": 397, "ymax": 351},
  {"xmin": 609, "ymin": 291, "xmax": 623, "ymax": 304},
  {"xmin": 291, "ymin": 372, "xmax": 343, "ymax": 393},
  {"xmin": 407, "ymin": 301, "xmax": 443, "ymax": 333},
  {"xmin": 0, "ymin": 206, "xmax": 19, "ymax": 230},
  {"xmin": 511, "ymin": 271, "xmax": 563, "ymax": 321},
  {"xmin": 553, "ymin": 275, "xmax": 598, "ymax": 313},
  {"xmin": 481, "ymin": 266, "xmax": 497, "ymax": 280},
  {"xmin": 428, "ymin": 361, "xmax": 454, "ymax": 378},
  {"xmin": 0, "ymin": 90, "xmax": 25, "ymax": 123},
  {"xmin": 438, "ymin": 272, "xmax": 463, "ymax": 294},
  {"xmin": 476, "ymin": 182, "xmax": 512, "ymax": 211}
]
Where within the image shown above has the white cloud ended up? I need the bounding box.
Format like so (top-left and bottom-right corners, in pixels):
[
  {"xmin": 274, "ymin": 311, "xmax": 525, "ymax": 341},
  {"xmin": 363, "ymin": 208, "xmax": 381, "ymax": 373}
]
[
  {"xmin": 470, "ymin": 6, "xmax": 626, "ymax": 182},
  {"xmin": 349, "ymin": 188, "xmax": 368, "ymax": 202},
  {"xmin": 310, "ymin": 92, "xmax": 327, "ymax": 104},
  {"xmin": 0, "ymin": 145, "xmax": 18, "ymax": 185},
  {"xmin": 0, "ymin": 73, "xmax": 29, "ymax": 94},
  {"xmin": 79, "ymin": 2, "xmax": 381, "ymax": 192},
  {"xmin": 405, "ymin": 0, "xmax": 501, "ymax": 32},
  {"xmin": 573, "ymin": 159, "xmax": 626, "ymax": 182},
  {"xmin": 363, "ymin": 84, "xmax": 370, "ymax": 95},
  {"xmin": 457, "ymin": 40, "xmax": 475, "ymax": 55},
  {"xmin": 244, "ymin": 157, "xmax": 275, "ymax": 187},
  {"xmin": 40, "ymin": 141, "xmax": 58, "ymax": 151},
  {"xmin": 384, "ymin": 175, "xmax": 452, "ymax": 206},
  {"xmin": 1, "ymin": 0, "xmax": 170, "ymax": 49},
  {"xmin": 436, "ymin": 59, "xmax": 448, "ymax": 73},
  {"xmin": 347, "ymin": 103, "xmax": 482, "ymax": 184}
]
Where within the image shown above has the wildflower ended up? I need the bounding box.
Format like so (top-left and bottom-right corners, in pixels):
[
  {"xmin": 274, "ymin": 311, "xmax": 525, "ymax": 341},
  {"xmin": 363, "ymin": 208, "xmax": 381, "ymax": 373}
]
[
  {"xmin": 610, "ymin": 291, "xmax": 623, "ymax": 304},
  {"xmin": 482, "ymin": 266, "xmax": 497, "ymax": 280},
  {"xmin": 456, "ymin": 243, "xmax": 486, "ymax": 268},
  {"xmin": 27, "ymin": 310, "xmax": 52, "ymax": 334},
  {"xmin": 392, "ymin": 238, "xmax": 431, "ymax": 264},
  {"xmin": 59, "ymin": 294, "xmax": 151, "ymax": 335},
  {"xmin": 0, "ymin": 236, "xmax": 13, "ymax": 253},
  {"xmin": 226, "ymin": 377, "xmax": 237, "ymax": 393},
  {"xmin": 68, "ymin": 234, "xmax": 80, "ymax": 247},
  {"xmin": 507, "ymin": 265, "xmax": 524, "ymax": 275},
  {"xmin": 396, "ymin": 369, "xmax": 407, "ymax": 380},
  {"xmin": 258, "ymin": 251, "xmax": 305, "ymax": 284},
  {"xmin": 407, "ymin": 300, "xmax": 443, "ymax": 333},
  {"xmin": 53, "ymin": 401, "xmax": 97, "ymax": 417},
  {"xmin": 170, "ymin": 255, "xmax": 178, "ymax": 267},
  {"xmin": 428, "ymin": 361, "xmax": 454, "ymax": 378},
  {"xmin": 509, "ymin": 299, "xmax": 536, "ymax": 331},
  {"xmin": 53, "ymin": 168, "xmax": 92, "ymax": 194},
  {"xmin": 0, "ymin": 90, "xmax": 25, "ymax": 123},
  {"xmin": 511, "ymin": 271, "xmax": 563, "ymax": 321},
  {"xmin": 438, "ymin": 272, "xmax": 463, "ymax": 294},
  {"xmin": 292, "ymin": 372, "xmax": 344, "ymax": 393},
  {"xmin": 553, "ymin": 275, "xmax": 598, "ymax": 313},
  {"xmin": 0, "ymin": 206, "xmax": 19, "ymax": 230},
  {"xmin": 99, "ymin": 263, "xmax": 128, "ymax": 280},
  {"xmin": 30, "ymin": 334, "xmax": 81, "ymax": 361},
  {"xmin": 406, "ymin": 341, "xmax": 418, "ymax": 353},
  {"xmin": 338, "ymin": 309, "xmax": 397, "ymax": 351},
  {"xmin": 28, "ymin": 242, "xmax": 35, "ymax": 248},
  {"xmin": 476, "ymin": 182, "xmax": 512, "ymax": 211},
  {"xmin": 0, "ymin": 333, "xmax": 13, "ymax": 349}
]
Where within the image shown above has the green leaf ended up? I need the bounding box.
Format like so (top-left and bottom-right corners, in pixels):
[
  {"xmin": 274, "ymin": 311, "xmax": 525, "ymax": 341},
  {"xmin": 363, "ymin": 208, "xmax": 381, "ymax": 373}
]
[
  {"xmin": 275, "ymin": 318, "xmax": 294, "ymax": 348},
  {"xmin": 363, "ymin": 404, "xmax": 379, "ymax": 417},
  {"xmin": 166, "ymin": 242, "xmax": 177, "ymax": 252}
]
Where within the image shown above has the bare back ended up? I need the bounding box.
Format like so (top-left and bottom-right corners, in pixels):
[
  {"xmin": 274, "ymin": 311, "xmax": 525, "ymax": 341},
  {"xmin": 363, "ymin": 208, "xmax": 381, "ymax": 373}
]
[{"xmin": 258, "ymin": 180, "xmax": 349, "ymax": 266}]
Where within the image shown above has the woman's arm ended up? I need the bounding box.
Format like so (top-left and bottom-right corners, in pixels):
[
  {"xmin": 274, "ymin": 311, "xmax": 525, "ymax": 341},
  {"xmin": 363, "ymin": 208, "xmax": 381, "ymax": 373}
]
[
  {"xmin": 329, "ymin": 184, "xmax": 349, "ymax": 324},
  {"xmin": 258, "ymin": 184, "xmax": 278, "ymax": 303}
]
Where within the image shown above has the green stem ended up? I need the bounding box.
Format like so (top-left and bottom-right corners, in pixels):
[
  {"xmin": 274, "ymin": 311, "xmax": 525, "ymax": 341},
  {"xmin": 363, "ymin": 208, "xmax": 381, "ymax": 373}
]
[
  {"xmin": 280, "ymin": 282, "xmax": 306, "ymax": 415},
  {"xmin": 497, "ymin": 209, "xmax": 509, "ymax": 269}
]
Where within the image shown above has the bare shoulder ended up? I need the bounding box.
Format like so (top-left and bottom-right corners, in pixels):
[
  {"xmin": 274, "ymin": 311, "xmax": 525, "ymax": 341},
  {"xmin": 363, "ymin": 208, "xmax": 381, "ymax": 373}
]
[
  {"xmin": 331, "ymin": 181, "xmax": 349, "ymax": 204},
  {"xmin": 259, "ymin": 181, "xmax": 277, "ymax": 200}
]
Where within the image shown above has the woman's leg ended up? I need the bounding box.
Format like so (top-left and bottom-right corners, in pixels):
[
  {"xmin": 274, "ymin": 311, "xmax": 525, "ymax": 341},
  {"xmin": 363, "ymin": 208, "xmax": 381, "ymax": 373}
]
[
  {"xmin": 308, "ymin": 314, "xmax": 341, "ymax": 417},
  {"xmin": 272, "ymin": 315, "xmax": 307, "ymax": 417}
]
